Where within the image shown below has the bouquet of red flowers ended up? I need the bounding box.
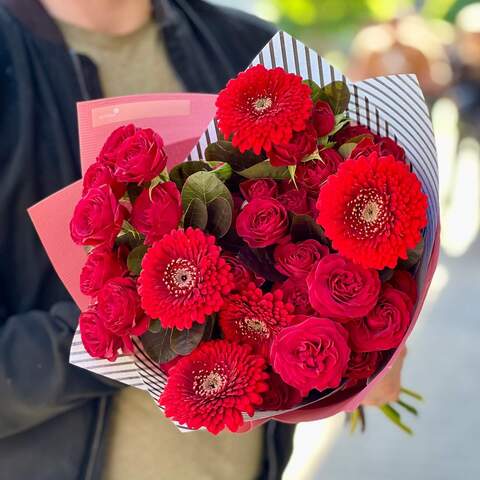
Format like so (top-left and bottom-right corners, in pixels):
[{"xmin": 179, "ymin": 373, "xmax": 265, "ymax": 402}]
[{"xmin": 29, "ymin": 32, "xmax": 439, "ymax": 434}]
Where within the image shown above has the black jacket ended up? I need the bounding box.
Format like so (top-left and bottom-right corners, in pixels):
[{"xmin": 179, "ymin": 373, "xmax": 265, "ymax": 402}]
[{"xmin": 0, "ymin": 1, "xmax": 294, "ymax": 479}]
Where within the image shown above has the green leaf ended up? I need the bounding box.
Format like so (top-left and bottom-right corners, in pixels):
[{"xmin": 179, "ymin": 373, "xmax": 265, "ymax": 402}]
[
  {"xmin": 183, "ymin": 198, "xmax": 208, "ymax": 230},
  {"xmin": 206, "ymin": 197, "xmax": 232, "ymax": 238},
  {"xmin": 317, "ymin": 81, "xmax": 351, "ymax": 115},
  {"xmin": 170, "ymin": 161, "xmax": 211, "ymax": 191},
  {"xmin": 170, "ymin": 321, "xmax": 208, "ymax": 356},
  {"xmin": 400, "ymin": 387, "xmax": 424, "ymax": 402},
  {"xmin": 398, "ymin": 238, "xmax": 425, "ymax": 269},
  {"xmin": 239, "ymin": 246, "xmax": 287, "ymax": 283},
  {"xmin": 205, "ymin": 140, "xmax": 262, "ymax": 172},
  {"xmin": 379, "ymin": 404, "xmax": 413, "ymax": 435},
  {"xmin": 207, "ymin": 161, "xmax": 233, "ymax": 182},
  {"xmin": 350, "ymin": 408, "xmax": 360, "ymax": 434},
  {"xmin": 126, "ymin": 244, "xmax": 148, "ymax": 275},
  {"xmin": 290, "ymin": 214, "xmax": 329, "ymax": 244},
  {"xmin": 140, "ymin": 328, "xmax": 177, "ymax": 364},
  {"xmin": 329, "ymin": 116, "xmax": 350, "ymax": 136},
  {"xmin": 148, "ymin": 319, "xmax": 163, "ymax": 333},
  {"xmin": 303, "ymin": 79, "xmax": 322, "ymax": 103},
  {"xmin": 181, "ymin": 171, "xmax": 233, "ymax": 211},
  {"xmin": 396, "ymin": 400, "xmax": 419, "ymax": 416},
  {"xmin": 338, "ymin": 142, "xmax": 357, "ymax": 159},
  {"xmin": 238, "ymin": 160, "xmax": 290, "ymax": 180}
]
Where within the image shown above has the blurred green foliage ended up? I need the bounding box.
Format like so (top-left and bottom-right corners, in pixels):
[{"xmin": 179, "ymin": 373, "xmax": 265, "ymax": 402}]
[{"xmin": 269, "ymin": 0, "xmax": 478, "ymax": 32}]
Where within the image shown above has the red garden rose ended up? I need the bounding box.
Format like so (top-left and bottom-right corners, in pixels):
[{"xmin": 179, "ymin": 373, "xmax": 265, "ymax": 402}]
[
  {"xmin": 222, "ymin": 253, "xmax": 260, "ymax": 291},
  {"xmin": 258, "ymin": 371, "xmax": 302, "ymax": 411},
  {"xmin": 70, "ymin": 184, "xmax": 127, "ymax": 246},
  {"xmin": 350, "ymin": 136, "xmax": 406, "ymax": 163},
  {"xmin": 236, "ymin": 197, "xmax": 289, "ymax": 248},
  {"xmin": 79, "ymin": 306, "xmax": 123, "ymax": 361},
  {"xmin": 216, "ymin": 65, "xmax": 313, "ymax": 154},
  {"xmin": 96, "ymin": 277, "xmax": 150, "ymax": 349},
  {"xmin": 109, "ymin": 127, "xmax": 167, "ymax": 183},
  {"xmin": 345, "ymin": 351, "xmax": 381, "ymax": 381},
  {"xmin": 159, "ymin": 340, "xmax": 268, "ymax": 434},
  {"xmin": 333, "ymin": 124, "xmax": 372, "ymax": 145},
  {"xmin": 277, "ymin": 188, "xmax": 311, "ymax": 215},
  {"xmin": 80, "ymin": 246, "xmax": 127, "ymax": 296},
  {"xmin": 130, "ymin": 181, "xmax": 182, "ymax": 245},
  {"xmin": 389, "ymin": 269, "xmax": 418, "ymax": 304},
  {"xmin": 270, "ymin": 316, "xmax": 350, "ymax": 396},
  {"xmin": 306, "ymin": 254, "xmax": 381, "ymax": 320},
  {"xmin": 274, "ymin": 239, "xmax": 329, "ymax": 279},
  {"xmin": 219, "ymin": 283, "xmax": 295, "ymax": 357},
  {"xmin": 82, "ymin": 162, "xmax": 126, "ymax": 199},
  {"xmin": 347, "ymin": 285, "xmax": 413, "ymax": 352},
  {"xmin": 317, "ymin": 152, "xmax": 428, "ymax": 269},
  {"xmin": 98, "ymin": 124, "xmax": 136, "ymax": 165},
  {"xmin": 268, "ymin": 124, "xmax": 317, "ymax": 167},
  {"xmin": 240, "ymin": 178, "xmax": 278, "ymax": 201},
  {"xmin": 275, "ymin": 278, "xmax": 315, "ymax": 315},
  {"xmin": 296, "ymin": 148, "xmax": 343, "ymax": 196},
  {"xmin": 138, "ymin": 228, "xmax": 234, "ymax": 329},
  {"xmin": 311, "ymin": 100, "xmax": 335, "ymax": 137}
]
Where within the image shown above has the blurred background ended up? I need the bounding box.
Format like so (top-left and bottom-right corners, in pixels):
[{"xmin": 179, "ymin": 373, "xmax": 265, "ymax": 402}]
[{"xmin": 213, "ymin": 1, "xmax": 480, "ymax": 479}]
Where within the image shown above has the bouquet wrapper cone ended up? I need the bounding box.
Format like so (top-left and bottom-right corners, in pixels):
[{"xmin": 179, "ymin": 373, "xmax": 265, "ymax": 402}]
[{"xmin": 28, "ymin": 33, "xmax": 440, "ymax": 432}]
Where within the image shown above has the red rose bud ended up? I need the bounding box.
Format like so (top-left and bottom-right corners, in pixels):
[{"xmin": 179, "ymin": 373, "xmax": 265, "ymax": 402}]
[
  {"xmin": 388, "ymin": 269, "xmax": 418, "ymax": 305},
  {"xmin": 240, "ymin": 178, "xmax": 278, "ymax": 201},
  {"xmin": 311, "ymin": 100, "xmax": 335, "ymax": 137},
  {"xmin": 350, "ymin": 136, "xmax": 406, "ymax": 163},
  {"xmin": 277, "ymin": 188, "xmax": 311, "ymax": 215},
  {"xmin": 130, "ymin": 181, "xmax": 182, "ymax": 245},
  {"xmin": 346, "ymin": 285, "xmax": 413, "ymax": 352},
  {"xmin": 97, "ymin": 277, "xmax": 150, "ymax": 341},
  {"xmin": 345, "ymin": 351, "xmax": 381, "ymax": 380},
  {"xmin": 111, "ymin": 127, "xmax": 167, "ymax": 183},
  {"xmin": 296, "ymin": 148, "xmax": 343, "ymax": 196},
  {"xmin": 268, "ymin": 125, "xmax": 317, "ymax": 167},
  {"xmin": 274, "ymin": 278, "xmax": 315, "ymax": 316},
  {"xmin": 306, "ymin": 254, "xmax": 381, "ymax": 320},
  {"xmin": 79, "ymin": 306, "xmax": 123, "ymax": 361},
  {"xmin": 236, "ymin": 197, "xmax": 289, "ymax": 248},
  {"xmin": 270, "ymin": 316, "xmax": 351, "ymax": 396},
  {"xmin": 333, "ymin": 124, "xmax": 372, "ymax": 145},
  {"xmin": 70, "ymin": 184, "xmax": 127, "ymax": 246},
  {"xmin": 82, "ymin": 162, "xmax": 126, "ymax": 199},
  {"xmin": 98, "ymin": 124, "xmax": 136, "ymax": 165},
  {"xmin": 258, "ymin": 371, "xmax": 303, "ymax": 411},
  {"xmin": 222, "ymin": 253, "xmax": 260, "ymax": 291},
  {"xmin": 274, "ymin": 239, "xmax": 329, "ymax": 279},
  {"xmin": 80, "ymin": 246, "xmax": 127, "ymax": 296}
]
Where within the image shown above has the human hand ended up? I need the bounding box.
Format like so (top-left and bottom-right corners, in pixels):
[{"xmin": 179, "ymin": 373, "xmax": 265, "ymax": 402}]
[{"xmin": 362, "ymin": 346, "xmax": 407, "ymax": 406}]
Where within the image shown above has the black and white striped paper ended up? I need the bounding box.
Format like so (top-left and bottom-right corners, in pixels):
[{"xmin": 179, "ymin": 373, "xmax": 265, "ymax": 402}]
[{"xmin": 69, "ymin": 31, "xmax": 439, "ymax": 430}]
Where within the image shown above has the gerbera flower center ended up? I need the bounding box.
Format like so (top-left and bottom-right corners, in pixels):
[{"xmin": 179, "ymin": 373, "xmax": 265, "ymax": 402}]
[
  {"xmin": 194, "ymin": 370, "xmax": 227, "ymax": 397},
  {"xmin": 252, "ymin": 96, "xmax": 272, "ymax": 113},
  {"xmin": 243, "ymin": 317, "xmax": 270, "ymax": 338},
  {"xmin": 163, "ymin": 258, "xmax": 198, "ymax": 297},
  {"xmin": 345, "ymin": 188, "xmax": 389, "ymax": 240}
]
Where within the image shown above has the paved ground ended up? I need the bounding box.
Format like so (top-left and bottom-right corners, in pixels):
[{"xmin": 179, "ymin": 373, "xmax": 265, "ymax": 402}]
[{"xmin": 296, "ymin": 234, "xmax": 480, "ymax": 480}]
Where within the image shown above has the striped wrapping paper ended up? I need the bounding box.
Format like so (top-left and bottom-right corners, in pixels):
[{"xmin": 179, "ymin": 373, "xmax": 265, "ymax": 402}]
[{"xmin": 68, "ymin": 31, "xmax": 439, "ymax": 430}]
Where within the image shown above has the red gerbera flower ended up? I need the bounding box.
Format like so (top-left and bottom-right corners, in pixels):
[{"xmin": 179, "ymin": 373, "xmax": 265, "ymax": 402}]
[
  {"xmin": 215, "ymin": 65, "xmax": 313, "ymax": 154},
  {"xmin": 317, "ymin": 152, "xmax": 427, "ymax": 269},
  {"xmin": 219, "ymin": 283, "xmax": 295, "ymax": 357},
  {"xmin": 138, "ymin": 228, "xmax": 234, "ymax": 329},
  {"xmin": 159, "ymin": 340, "xmax": 269, "ymax": 434}
]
